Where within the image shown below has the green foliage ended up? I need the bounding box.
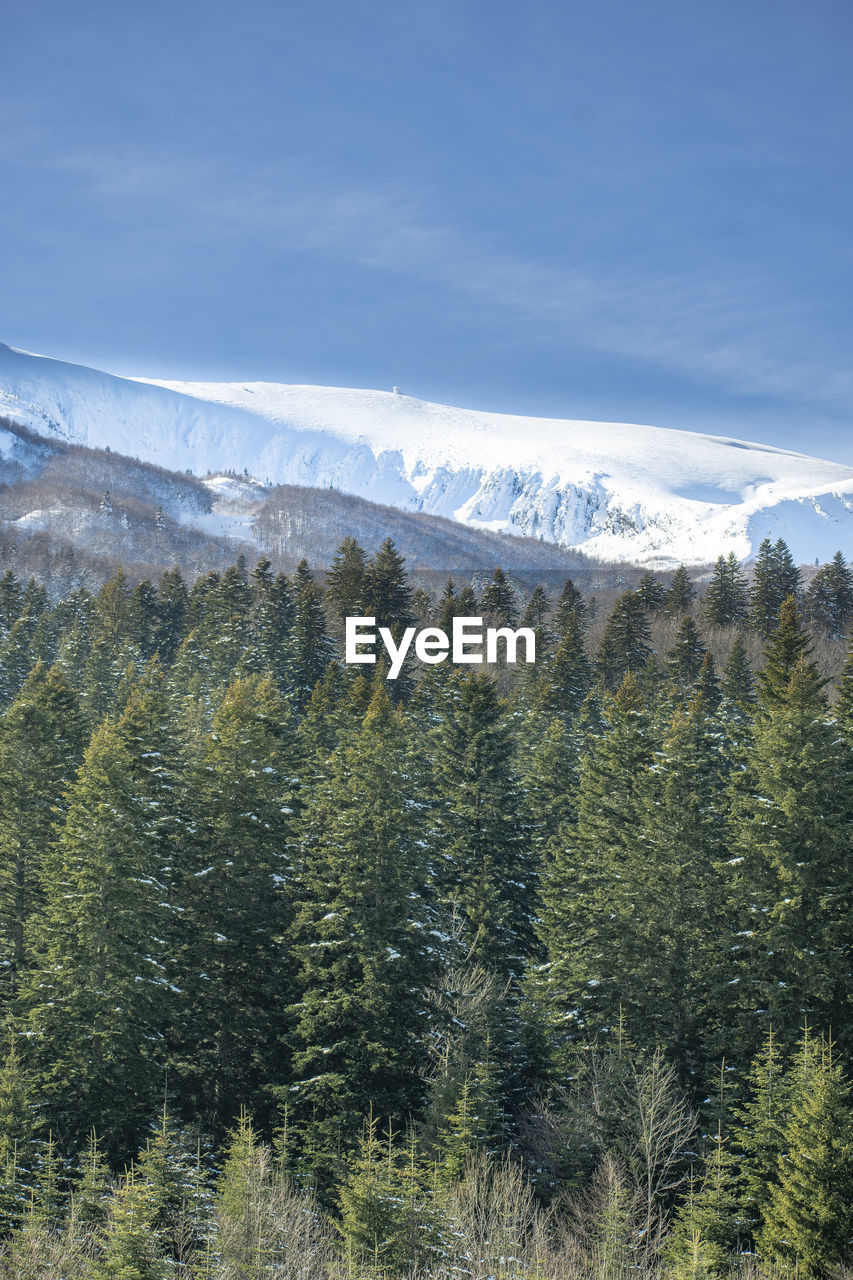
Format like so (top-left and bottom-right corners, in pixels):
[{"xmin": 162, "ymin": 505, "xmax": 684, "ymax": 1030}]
[
  {"xmin": 758, "ymin": 1036, "xmax": 853, "ymax": 1276},
  {"xmin": 289, "ymin": 689, "xmax": 433, "ymax": 1181}
]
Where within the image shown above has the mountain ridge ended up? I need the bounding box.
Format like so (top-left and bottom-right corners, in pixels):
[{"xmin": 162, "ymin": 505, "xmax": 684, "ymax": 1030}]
[{"xmin": 2, "ymin": 342, "xmax": 852, "ymax": 567}]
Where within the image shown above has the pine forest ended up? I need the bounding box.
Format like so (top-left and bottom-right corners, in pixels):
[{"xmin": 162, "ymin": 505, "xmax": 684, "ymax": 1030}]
[{"xmin": 1, "ymin": 534, "xmax": 853, "ymax": 1278}]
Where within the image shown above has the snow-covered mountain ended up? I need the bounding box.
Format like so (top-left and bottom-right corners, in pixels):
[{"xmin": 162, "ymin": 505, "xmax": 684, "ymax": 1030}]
[{"xmin": 2, "ymin": 342, "xmax": 853, "ymax": 567}]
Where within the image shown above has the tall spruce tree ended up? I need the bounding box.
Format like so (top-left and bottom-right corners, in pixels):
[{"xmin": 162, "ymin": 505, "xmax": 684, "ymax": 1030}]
[
  {"xmin": 0, "ymin": 663, "xmax": 85, "ymax": 1006},
  {"xmin": 804, "ymin": 550, "xmax": 853, "ymax": 639},
  {"xmin": 666, "ymin": 566, "xmax": 696, "ymax": 616},
  {"xmin": 18, "ymin": 663, "xmax": 182, "ymax": 1158},
  {"xmin": 725, "ymin": 654, "xmax": 853, "ymax": 1058},
  {"xmin": 536, "ymin": 675, "xmax": 655, "ymax": 1065},
  {"xmin": 324, "ymin": 537, "xmax": 368, "ymax": 627},
  {"xmin": 597, "ymin": 592, "xmax": 652, "ymax": 689},
  {"xmin": 172, "ymin": 674, "xmax": 296, "ymax": 1134},
  {"xmin": 757, "ymin": 1035, "xmax": 853, "ymax": 1276},
  {"xmin": 289, "ymin": 690, "xmax": 433, "ymax": 1183},
  {"xmin": 481, "ymin": 568, "xmax": 519, "ymax": 627},
  {"xmin": 704, "ymin": 553, "xmax": 749, "ymax": 628},
  {"xmin": 750, "ymin": 538, "xmax": 801, "ymax": 636}
]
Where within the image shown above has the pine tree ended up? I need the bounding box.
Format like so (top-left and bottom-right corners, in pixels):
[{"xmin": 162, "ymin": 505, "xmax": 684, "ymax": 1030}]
[
  {"xmin": 628, "ymin": 691, "xmax": 732, "ymax": 1074},
  {"xmin": 758, "ymin": 1037, "xmax": 853, "ymax": 1276},
  {"xmin": 0, "ymin": 1040, "xmax": 37, "ymax": 1236},
  {"xmin": 172, "ymin": 674, "xmax": 296, "ymax": 1134},
  {"xmin": 363, "ymin": 538, "xmax": 414, "ymax": 636},
  {"xmin": 804, "ymin": 550, "xmax": 853, "ymax": 639},
  {"xmin": 18, "ymin": 664, "xmax": 181, "ymax": 1158},
  {"xmin": 82, "ymin": 568, "xmax": 143, "ymax": 722},
  {"xmin": 667, "ymin": 616, "xmax": 708, "ymax": 691},
  {"xmin": 732, "ymin": 1029, "xmax": 792, "ymax": 1241},
  {"xmin": 531, "ymin": 607, "xmax": 592, "ymax": 721},
  {"xmin": 720, "ymin": 635, "xmax": 754, "ymax": 719},
  {"xmin": 666, "ymin": 566, "xmax": 696, "ymax": 616},
  {"xmin": 665, "ymin": 1124, "xmax": 742, "ymax": 1279},
  {"xmin": 750, "ymin": 538, "xmax": 801, "ymax": 636},
  {"xmin": 0, "ymin": 572, "xmax": 22, "ymax": 640},
  {"xmin": 597, "ymin": 592, "xmax": 652, "ymax": 689},
  {"xmin": 520, "ymin": 584, "xmax": 550, "ymax": 628},
  {"xmin": 289, "ymin": 690, "xmax": 433, "ymax": 1182},
  {"xmin": 70, "ymin": 1129, "xmax": 113, "ymax": 1240},
  {"xmin": 756, "ymin": 595, "xmax": 818, "ymax": 711},
  {"xmin": 552, "ymin": 577, "xmax": 588, "ymax": 632},
  {"xmin": 703, "ymin": 554, "xmax": 749, "ymax": 628},
  {"xmin": 252, "ymin": 571, "xmax": 298, "ymax": 695},
  {"xmin": 213, "ymin": 1110, "xmax": 274, "ymax": 1274},
  {"xmin": 91, "ymin": 1165, "xmax": 173, "ymax": 1280},
  {"xmin": 481, "ymin": 567, "xmax": 519, "ymax": 627},
  {"xmin": 637, "ymin": 571, "xmax": 667, "ymax": 615},
  {"xmin": 324, "ymin": 537, "xmax": 368, "ymax": 626},
  {"xmin": 293, "ymin": 564, "xmax": 335, "ymax": 707},
  {"xmin": 0, "ymin": 663, "xmax": 85, "ymax": 1005},
  {"xmin": 726, "ymin": 657, "xmax": 853, "ymax": 1057},
  {"xmin": 430, "ymin": 673, "xmax": 533, "ymax": 981},
  {"xmin": 128, "ymin": 579, "xmax": 160, "ymax": 659},
  {"xmin": 133, "ymin": 1109, "xmax": 211, "ymax": 1264},
  {"xmin": 337, "ymin": 1111, "xmax": 411, "ymax": 1275},
  {"xmin": 152, "ymin": 567, "xmax": 188, "ymax": 664},
  {"xmin": 536, "ymin": 675, "xmax": 655, "ymax": 1065}
]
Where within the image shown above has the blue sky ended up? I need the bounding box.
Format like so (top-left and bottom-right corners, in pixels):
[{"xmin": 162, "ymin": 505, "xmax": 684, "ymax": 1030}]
[{"xmin": 3, "ymin": 0, "xmax": 852, "ymax": 458}]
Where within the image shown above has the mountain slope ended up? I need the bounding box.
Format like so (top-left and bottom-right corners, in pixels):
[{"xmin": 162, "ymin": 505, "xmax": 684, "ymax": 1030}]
[{"xmin": 2, "ymin": 342, "xmax": 852, "ymax": 566}]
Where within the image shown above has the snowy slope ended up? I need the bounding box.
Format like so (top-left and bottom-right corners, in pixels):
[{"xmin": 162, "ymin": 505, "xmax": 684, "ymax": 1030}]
[{"xmin": 2, "ymin": 342, "xmax": 853, "ymax": 567}]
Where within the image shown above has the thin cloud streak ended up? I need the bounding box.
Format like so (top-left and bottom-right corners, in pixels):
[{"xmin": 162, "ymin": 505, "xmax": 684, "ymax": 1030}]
[{"xmin": 4, "ymin": 125, "xmax": 851, "ymax": 417}]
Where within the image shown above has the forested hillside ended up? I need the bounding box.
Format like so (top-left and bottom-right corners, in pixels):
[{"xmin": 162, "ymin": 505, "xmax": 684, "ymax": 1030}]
[{"xmin": 1, "ymin": 534, "xmax": 853, "ymax": 1277}]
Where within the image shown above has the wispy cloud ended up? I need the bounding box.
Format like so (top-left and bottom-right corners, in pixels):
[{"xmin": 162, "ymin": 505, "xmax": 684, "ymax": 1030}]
[{"xmin": 3, "ymin": 121, "xmax": 850, "ymax": 416}]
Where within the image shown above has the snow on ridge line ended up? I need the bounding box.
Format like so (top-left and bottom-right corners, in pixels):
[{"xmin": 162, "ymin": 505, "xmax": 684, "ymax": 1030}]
[{"xmin": 2, "ymin": 342, "xmax": 853, "ymax": 567}]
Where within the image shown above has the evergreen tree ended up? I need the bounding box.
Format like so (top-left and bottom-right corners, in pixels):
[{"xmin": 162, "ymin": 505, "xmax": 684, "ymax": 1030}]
[
  {"xmin": 756, "ymin": 595, "xmax": 818, "ymax": 711},
  {"xmin": 665, "ymin": 1125, "xmax": 742, "ymax": 1278},
  {"xmin": 363, "ymin": 538, "xmax": 414, "ymax": 636},
  {"xmin": 531, "ymin": 607, "xmax": 592, "ymax": 721},
  {"xmin": 750, "ymin": 538, "xmax": 801, "ymax": 636},
  {"xmin": 70, "ymin": 1129, "xmax": 113, "ymax": 1240},
  {"xmin": 597, "ymin": 592, "xmax": 652, "ymax": 689},
  {"xmin": 536, "ymin": 675, "xmax": 655, "ymax": 1064},
  {"xmin": 19, "ymin": 665, "xmax": 182, "ymax": 1158},
  {"xmin": 0, "ymin": 663, "xmax": 85, "ymax": 1004},
  {"xmin": 289, "ymin": 690, "xmax": 433, "ymax": 1182},
  {"xmin": 732, "ymin": 1029, "xmax": 792, "ymax": 1241},
  {"xmin": 667, "ymin": 616, "xmax": 708, "ymax": 691},
  {"xmin": 152, "ymin": 567, "xmax": 188, "ymax": 664},
  {"xmin": 804, "ymin": 549, "xmax": 853, "ymax": 639},
  {"xmin": 173, "ymin": 675, "xmax": 296, "ymax": 1134},
  {"xmin": 337, "ymin": 1112, "xmax": 411, "ymax": 1275},
  {"xmin": 552, "ymin": 576, "xmax": 588, "ymax": 632},
  {"xmin": 758, "ymin": 1037, "xmax": 853, "ymax": 1276},
  {"xmin": 0, "ymin": 1040, "xmax": 37, "ymax": 1236},
  {"xmin": 0, "ymin": 572, "xmax": 22, "ymax": 640},
  {"xmin": 720, "ymin": 635, "xmax": 754, "ymax": 718},
  {"xmin": 431, "ymin": 673, "xmax": 533, "ymax": 980},
  {"xmin": 292, "ymin": 564, "xmax": 335, "ymax": 707},
  {"xmin": 703, "ymin": 554, "xmax": 749, "ymax": 628},
  {"xmin": 324, "ymin": 536, "xmax": 368, "ymax": 626},
  {"xmin": 666, "ymin": 566, "xmax": 696, "ymax": 616},
  {"xmin": 726, "ymin": 657, "xmax": 853, "ymax": 1057},
  {"xmin": 128, "ymin": 579, "xmax": 160, "ymax": 659},
  {"xmin": 91, "ymin": 1166, "xmax": 173, "ymax": 1280},
  {"xmin": 252, "ymin": 571, "xmax": 298, "ymax": 694},
  {"xmin": 520, "ymin": 584, "xmax": 550, "ymax": 629},
  {"xmin": 481, "ymin": 567, "xmax": 519, "ymax": 627},
  {"xmin": 637, "ymin": 571, "xmax": 667, "ymax": 615}
]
